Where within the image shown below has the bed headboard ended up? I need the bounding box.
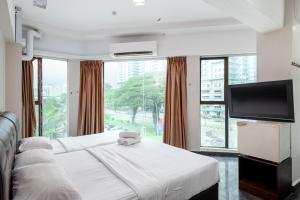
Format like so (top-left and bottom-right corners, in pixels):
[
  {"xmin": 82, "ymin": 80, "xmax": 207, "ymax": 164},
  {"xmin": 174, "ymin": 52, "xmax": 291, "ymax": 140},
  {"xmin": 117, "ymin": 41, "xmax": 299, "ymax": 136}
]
[{"xmin": 0, "ymin": 112, "xmax": 19, "ymax": 200}]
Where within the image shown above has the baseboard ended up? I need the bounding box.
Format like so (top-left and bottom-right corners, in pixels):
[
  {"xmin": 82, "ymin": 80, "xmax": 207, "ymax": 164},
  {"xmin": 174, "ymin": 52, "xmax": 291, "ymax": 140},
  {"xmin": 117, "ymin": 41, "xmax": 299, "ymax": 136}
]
[
  {"xmin": 192, "ymin": 151, "xmax": 238, "ymax": 157},
  {"xmin": 292, "ymin": 179, "xmax": 300, "ymax": 192}
]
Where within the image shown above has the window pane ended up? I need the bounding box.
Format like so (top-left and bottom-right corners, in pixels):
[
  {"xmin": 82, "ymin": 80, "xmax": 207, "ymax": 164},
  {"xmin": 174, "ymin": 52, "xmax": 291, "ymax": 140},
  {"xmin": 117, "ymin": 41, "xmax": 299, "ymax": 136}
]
[
  {"xmin": 34, "ymin": 104, "xmax": 39, "ymax": 136},
  {"xmin": 33, "ymin": 59, "xmax": 38, "ymax": 102},
  {"xmin": 32, "ymin": 59, "xmax": 39, "ymax": 136},
  {"xmin": 104, "ymin": 60, "xmax": 167, "ymax": 142},
  {"xmin": 228, "ymin": 55, "xmax": 257, "ymax": 149},
  {"xmin": 42, "ymin": 59, "xmax": 68, "ymax": 139},
  {"xmin": 201, "ymin": 59, "xmax": 224, "ymax": 101},
  {"xmin": 229, "ymin": 55, "xmax": 256, "ymax": 85},
  {"xmin": 201, "ymin": 104, "xmax": 225, "ymax": 148},
  {"xmin": 228, "ymin": 117, "xmax": 238, "ymax": 149}
]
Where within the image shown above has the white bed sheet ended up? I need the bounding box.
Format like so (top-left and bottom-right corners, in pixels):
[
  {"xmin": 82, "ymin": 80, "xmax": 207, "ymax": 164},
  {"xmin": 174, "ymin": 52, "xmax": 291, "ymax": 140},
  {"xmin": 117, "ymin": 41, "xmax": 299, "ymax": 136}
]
[
  {"xmin": 88, "ymin": 139, "xmax": 219, "ymax": 200},
  {"xmin": 54, "ymin": 150, "xmax": 138, "ymax": 200},
  {"xmin": 54, "ymin": 138, "xmax": 219, "ymax": 200},
  {"xmin": 51, "ymin": 131, "xmax": 120, "ymax": 154}
]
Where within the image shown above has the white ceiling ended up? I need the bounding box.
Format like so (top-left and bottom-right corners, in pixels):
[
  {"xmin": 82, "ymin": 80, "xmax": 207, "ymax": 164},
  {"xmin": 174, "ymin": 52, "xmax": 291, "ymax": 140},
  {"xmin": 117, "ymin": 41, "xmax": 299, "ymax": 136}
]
[{"xmin": 16, "ymin": 0, "xmax": 247, "ymax": 39}]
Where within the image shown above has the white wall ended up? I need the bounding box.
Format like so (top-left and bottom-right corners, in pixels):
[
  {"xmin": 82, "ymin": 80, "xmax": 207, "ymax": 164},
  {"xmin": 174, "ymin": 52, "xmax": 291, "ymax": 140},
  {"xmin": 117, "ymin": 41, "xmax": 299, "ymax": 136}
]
[
  {"xmin": 5, "ymin": 43, "xmax": 22, "ymax": 138},
  {"xmin": 34, "ymin": 29, "xmax": 257, "ymax": 60},
  {"xmin": 256, "ymin": 0, "xmax": 293, "ymax": 82},
  {"xmin": 34, "ymin": 33, "xmax": 84, "ymax": 59},
  {"xmin": 186, "ymin": 57, "xmax": 201, "ymax": 151},
  {"xmin": 292, "ymin": 24, "xmax": 300, "ymax": 185},
  {"xmin": 68, "ymin": 60, "xmax": 80, "ymax": 137},
  {"xmin": 0, "ymin": 0, "xmax": 15, "ymax": 41},
  {"xmin": 0, "ymin": 32, "xmax": 5, "ymax": 112},
  {"xmin": 6, "ymin": 0, "xmax": 15, "ymax": 38}
]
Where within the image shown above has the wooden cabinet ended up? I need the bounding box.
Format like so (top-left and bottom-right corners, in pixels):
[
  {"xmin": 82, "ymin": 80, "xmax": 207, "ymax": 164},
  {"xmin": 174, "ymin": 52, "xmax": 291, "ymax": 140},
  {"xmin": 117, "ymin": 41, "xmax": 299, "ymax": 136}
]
[{"xmin": 239, "ymin": 155, "xmax": 292, "ymax": 200}]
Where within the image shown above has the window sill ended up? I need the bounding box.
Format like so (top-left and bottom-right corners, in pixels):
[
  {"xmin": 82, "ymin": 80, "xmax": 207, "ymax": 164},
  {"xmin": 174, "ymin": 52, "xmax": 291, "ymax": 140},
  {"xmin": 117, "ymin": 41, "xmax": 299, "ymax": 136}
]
[{"xmin": 199, "ymin": 147, "xmax": 238, "ymax": 155}]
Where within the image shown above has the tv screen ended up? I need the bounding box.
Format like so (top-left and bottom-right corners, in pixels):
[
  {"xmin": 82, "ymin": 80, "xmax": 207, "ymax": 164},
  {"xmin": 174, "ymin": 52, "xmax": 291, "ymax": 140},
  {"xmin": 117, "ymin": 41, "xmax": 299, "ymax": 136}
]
[{"xmin": 228, "ymin": 80, "xmax": 294, "ymax": 122}]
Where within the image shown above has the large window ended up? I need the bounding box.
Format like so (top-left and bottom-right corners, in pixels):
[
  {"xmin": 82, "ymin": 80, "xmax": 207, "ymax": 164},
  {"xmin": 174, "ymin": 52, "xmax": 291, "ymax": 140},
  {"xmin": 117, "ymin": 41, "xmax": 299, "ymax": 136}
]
[
  {"xmin": 104, "ymin": 60, "xmax": 167, "ymax": 141},
  {"xmin": 200, "ymin": 55, "xmax": 256, "ymax": 149},
  {"xmin": 33, "ymin": 58, "xmax": 68, "ymax": 139}
]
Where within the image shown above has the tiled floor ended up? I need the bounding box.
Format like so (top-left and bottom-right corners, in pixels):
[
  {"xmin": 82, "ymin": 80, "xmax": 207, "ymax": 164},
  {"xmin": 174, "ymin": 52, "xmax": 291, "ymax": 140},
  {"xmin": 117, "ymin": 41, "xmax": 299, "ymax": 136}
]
[{"xmin": 214, "ymin": 156, "xmax": 300, "ymax": 200}]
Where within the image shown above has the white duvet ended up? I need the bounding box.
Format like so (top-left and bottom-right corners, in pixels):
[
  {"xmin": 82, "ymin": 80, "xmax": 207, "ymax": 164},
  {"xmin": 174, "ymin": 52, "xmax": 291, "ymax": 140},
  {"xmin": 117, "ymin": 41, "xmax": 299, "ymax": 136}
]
[
  {"xmin": 87, "ymin": 139, "xmax": 219, "ymax": 200},
  {"xmin": 51, "ymin": 131, "xmax": 120, "ymax": 154},
  {"xmin": 55, "ymin": 150, "xmax": 138, "ymax": 200}
]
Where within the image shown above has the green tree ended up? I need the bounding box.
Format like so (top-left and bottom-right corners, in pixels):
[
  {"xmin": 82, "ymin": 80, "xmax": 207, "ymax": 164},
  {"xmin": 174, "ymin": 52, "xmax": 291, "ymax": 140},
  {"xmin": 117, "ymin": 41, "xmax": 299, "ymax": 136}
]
[
  {"xmin": 111, "ymin": 73, "xmax": 165, "ymax": 129},
  {"xmin": 104, "ymin": 83, "xmax": 113, "ymax": 109},
  {"xmin": 42, "ymin": 93, "xmax": 67, "ymax": 139},
  {"xmin": 113, "ymin": 76, "xmax": 144, "ymax": 123},
  {"xmin": 144, "ymin": 74, "xmax": 165, "ymax": 130}
]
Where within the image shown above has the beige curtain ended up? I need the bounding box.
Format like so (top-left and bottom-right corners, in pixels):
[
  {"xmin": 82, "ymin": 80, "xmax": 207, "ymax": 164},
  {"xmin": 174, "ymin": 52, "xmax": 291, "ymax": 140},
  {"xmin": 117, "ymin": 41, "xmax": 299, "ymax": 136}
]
[
  {"xmin": 163, "ymin": 57, "xmax": 187, "ymax": 149},
  {"xmin": 22, "ymin": 60, "xmax": 36, "ymax": 138},
  {"xmin": 77, "ymin": 60, "xmax": 104, "ymax": 135}
]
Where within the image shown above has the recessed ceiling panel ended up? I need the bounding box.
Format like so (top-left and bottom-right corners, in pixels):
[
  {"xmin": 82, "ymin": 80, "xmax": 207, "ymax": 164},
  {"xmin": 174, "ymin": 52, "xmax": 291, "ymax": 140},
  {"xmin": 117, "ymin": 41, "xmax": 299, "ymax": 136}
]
[{"xmin": 16, "ymin": 0, "xmax": 230, "ymax": 32}]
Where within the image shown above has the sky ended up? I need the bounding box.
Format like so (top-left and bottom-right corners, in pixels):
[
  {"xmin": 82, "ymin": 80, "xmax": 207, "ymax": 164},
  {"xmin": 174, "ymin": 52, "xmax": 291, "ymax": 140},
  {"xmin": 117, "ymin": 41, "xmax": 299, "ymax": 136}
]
[{"xmin": 41, "ymin": 59, "xmax": 68, "ymax": 86}]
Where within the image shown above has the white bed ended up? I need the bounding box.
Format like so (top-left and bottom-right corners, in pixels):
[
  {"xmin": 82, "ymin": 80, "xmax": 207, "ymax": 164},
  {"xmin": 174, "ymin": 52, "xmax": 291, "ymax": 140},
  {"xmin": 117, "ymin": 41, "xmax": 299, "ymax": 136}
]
[
  {"xmin": 2, "ymin": 112, "xmax": 218, "ymax": 200},
  {"xmin": 54, "ymin": 138, "xmax": 219, "ymax": 200}
]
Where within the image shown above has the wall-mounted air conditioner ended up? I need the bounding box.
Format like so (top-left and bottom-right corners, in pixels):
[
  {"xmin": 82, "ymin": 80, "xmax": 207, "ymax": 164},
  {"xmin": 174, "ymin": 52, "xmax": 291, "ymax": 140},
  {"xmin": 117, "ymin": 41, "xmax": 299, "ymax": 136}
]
[{"xmin": 109, "ymin": 41, "xmax": 157, "ymax": 58}]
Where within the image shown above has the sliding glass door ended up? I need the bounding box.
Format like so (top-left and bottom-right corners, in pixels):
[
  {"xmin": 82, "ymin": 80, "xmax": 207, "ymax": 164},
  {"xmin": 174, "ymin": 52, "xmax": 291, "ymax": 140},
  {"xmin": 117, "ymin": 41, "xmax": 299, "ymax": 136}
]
[
  {"xmin": 33, "ymin": 58, "xmax": 68, "ymax": 139},
  {"xmin": 104, "ymin": 59, "xmax": 167, "ymax": 141}
]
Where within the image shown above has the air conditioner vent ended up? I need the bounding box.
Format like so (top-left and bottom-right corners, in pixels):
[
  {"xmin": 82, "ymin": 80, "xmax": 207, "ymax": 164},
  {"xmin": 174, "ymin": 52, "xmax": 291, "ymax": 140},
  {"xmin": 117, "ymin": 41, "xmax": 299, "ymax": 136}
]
[
  {"xmin": 110, "ymin": 41, "xmax": 157, "ymax": 58},
  {"xmin": 114, "ymin": 51, "xmax": 153, "ymax": 57}
]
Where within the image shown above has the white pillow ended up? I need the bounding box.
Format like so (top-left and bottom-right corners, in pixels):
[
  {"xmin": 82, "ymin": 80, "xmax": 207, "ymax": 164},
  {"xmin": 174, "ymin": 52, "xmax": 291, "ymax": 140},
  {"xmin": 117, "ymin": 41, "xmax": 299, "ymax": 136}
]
[
  {"xmin": 13, "ymin": 163, "xmax": 82, "ymax": 200},
  {"xmin": 15, "ymin": 149, "xmax": 55, "ymax": 169},
  {"xmin": 19, "ymin": 137, "xmax": 53, "ymax": 152}
]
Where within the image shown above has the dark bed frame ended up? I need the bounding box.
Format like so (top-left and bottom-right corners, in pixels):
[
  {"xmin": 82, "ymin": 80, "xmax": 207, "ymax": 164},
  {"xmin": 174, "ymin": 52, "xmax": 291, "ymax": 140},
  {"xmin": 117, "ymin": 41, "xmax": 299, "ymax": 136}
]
[{"xmin": 0, "ymin": 111, "xmax": 218, "ymax": 200}]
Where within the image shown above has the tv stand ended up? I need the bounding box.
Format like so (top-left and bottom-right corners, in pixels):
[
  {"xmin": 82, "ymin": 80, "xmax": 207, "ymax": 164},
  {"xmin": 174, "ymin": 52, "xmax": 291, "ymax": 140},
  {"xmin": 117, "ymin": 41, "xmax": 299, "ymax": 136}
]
[
  {"xmin": 237, "ymin": 121, "xmax": 292, "ymax": 199},
  {"xmin": 239, "ymin": 155, "xmax": 291, "ymax": 200}
]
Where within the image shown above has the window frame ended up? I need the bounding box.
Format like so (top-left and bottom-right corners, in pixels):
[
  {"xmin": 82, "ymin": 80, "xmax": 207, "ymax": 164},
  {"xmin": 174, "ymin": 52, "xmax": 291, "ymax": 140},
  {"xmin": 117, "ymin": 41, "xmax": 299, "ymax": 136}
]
[
  {"xmin": 33, "ymin": 57, "xmax": 68, "ymax": 137},
  {"xmin": 200, "ymin": 57, "xmax": 229, "ymax": 148},
  {"xmin": 34, "ymin": 57, "xmax": 43, "ymax": 136}
]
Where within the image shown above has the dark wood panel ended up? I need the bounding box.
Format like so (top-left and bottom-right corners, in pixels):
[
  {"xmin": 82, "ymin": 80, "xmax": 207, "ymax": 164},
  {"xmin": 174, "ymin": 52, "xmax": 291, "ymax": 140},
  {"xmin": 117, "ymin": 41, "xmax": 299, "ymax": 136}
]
[
  {"xmin": 239, "ymin": 155, "xmax": 291, "ymax": 200},
  {"xmin": 189, "ymin": 183, "xmax": 218, "ymax": 200}
]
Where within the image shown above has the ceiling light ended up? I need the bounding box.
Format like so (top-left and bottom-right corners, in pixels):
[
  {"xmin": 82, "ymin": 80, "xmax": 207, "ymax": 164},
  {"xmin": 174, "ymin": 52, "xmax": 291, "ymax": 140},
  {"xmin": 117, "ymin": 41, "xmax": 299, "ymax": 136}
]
[
  {"xmin": 112, "ymin": 11, "xmax": 117, "ymax": 16},
  {"xmin": 133, "ymin": 0, "xmax": 145, "ymax": 6}
]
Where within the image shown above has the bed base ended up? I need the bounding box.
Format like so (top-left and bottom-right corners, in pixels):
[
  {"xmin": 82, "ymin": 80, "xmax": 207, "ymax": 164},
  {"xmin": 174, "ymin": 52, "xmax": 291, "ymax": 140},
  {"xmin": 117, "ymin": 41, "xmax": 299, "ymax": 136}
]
[{"xmin": 189, "ymin": 183, "xmax": 218, "ymax": 200}]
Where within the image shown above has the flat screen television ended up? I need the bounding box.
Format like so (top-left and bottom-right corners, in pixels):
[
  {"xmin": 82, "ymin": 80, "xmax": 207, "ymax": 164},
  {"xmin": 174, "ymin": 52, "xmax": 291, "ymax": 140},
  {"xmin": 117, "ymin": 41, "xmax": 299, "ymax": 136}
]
[{"xmin": 228, "ymin": 80, "xmax": 294, "ymax": 122}]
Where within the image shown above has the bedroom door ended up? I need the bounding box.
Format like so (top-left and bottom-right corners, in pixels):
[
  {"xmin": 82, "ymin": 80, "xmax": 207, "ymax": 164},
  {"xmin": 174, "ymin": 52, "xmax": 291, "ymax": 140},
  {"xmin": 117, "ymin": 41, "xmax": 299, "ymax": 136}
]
[{"xmin": 33, "ymin": 58, "xmax": 68, "ymax": 139}]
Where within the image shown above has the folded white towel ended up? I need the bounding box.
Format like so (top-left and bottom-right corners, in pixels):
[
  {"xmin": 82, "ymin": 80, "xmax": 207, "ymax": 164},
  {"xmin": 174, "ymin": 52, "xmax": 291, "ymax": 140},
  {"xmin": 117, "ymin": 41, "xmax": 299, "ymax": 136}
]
[
  {"xmin": 117, "ymin": 136, "xmax": 141, "ymax": 146},
  {"xmin": 119, "ymin": 131, "xmax": 140, "ymax": 139}
]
